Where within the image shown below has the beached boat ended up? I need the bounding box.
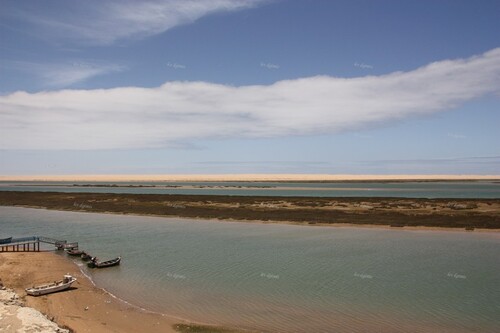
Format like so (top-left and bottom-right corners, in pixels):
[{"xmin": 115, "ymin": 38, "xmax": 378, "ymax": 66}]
[
  {"xmin": 88, "ymin": 256, "xmax": 121, "ymax": 268},
  {"xmin": 25, "ymin": 275, "xmax": 76, "ymax": 296},
  {"xmin": 66, "ymin": 249, "xmax": 84, "ymax": 256},
  {"xmin": 0, "ymin": 237, "xmax": 12, "ymax": 244},
  {"xmin": 66, "ymin": 243, "xmax": 78, "ymax": 249},
  {"xmin": 58, "ymin": 242, "xmax": 79, "ymax": 250},
  {"xmin": 81, "ymin": 252, "xmax": 92, "ymax": 261}
]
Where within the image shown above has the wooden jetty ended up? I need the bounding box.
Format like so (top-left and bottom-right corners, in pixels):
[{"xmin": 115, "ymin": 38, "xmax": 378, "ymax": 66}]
[{"xmin": 0, "ymin": 236, "xmax": 68, "ymax": 252}]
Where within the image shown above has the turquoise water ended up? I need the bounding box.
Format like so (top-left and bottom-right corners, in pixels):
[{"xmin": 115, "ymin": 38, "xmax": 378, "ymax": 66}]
[
  {"xmin": 1, "ymin": 206, "xmax": 499, "ymax": 332},
  {"xmin": 1, "ymin": 180, "xmax": 500, "ymax": 198}
]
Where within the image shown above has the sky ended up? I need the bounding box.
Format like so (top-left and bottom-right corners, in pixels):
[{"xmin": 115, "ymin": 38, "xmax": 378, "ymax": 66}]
[{"xmin": 0, "ymin": 0, "xmax": 499, "ymax": 175}]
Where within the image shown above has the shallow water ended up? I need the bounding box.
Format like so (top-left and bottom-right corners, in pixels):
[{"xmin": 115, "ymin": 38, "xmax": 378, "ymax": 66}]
[
  {"xmin": 1, "ymin": 180, "xmax": 499, "ymax": 198},
  {"xmin": 1, "ymin": 206, "xmax": 499, "ymax": 332}
]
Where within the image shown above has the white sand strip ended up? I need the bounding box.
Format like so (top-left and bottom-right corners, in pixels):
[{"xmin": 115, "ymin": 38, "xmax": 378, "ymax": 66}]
[{"xmin": 1, "ymin": 174, "xmax": 499, "ymax": 182}]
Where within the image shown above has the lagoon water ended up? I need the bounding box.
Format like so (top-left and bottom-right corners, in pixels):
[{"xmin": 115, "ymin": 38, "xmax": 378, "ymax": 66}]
[
  {"xmin": 1, "ymin": 206, "xmax": 499, "ymax": 332},
  {"xmin": 1, "ymin": 180, "xmax": 499, "ymax": 198}
]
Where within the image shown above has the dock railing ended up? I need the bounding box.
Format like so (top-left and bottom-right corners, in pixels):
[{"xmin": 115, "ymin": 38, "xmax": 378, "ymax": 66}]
[{"xmin": 0, "ymin": 236, "xmax": 69, "ymax": 252}]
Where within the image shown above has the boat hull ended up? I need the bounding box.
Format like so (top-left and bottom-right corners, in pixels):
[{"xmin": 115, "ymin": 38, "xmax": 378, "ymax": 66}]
[
  {"xmin": 25, "ymin": 276, "xmax": 76, "ymax": 296},
  {"xmin": 66, "ymin": 249, "xmax": 84, "ymax": 256},
  {"xmin": 0, "ymin": 237, "xmax": 12, "ymax": 244},
  {"xmin": 89, "ymin": 257, "xmax": 121, "ymax": 268}
]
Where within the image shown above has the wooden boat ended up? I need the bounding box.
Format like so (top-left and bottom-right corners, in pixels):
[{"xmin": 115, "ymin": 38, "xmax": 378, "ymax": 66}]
[
  {"xmin": 66, "ymin": 249, "xmax": 84, "ymax": 256},
  {"xmin": 55, "ymin": 241, "xmax": 66, "ymax": 250},
  {"xmin": 0, "ymin": 237, "xmax": 12, "ymax": 244},
  {"xmin": 66, "ymin": 243, "xmax": 79, "ymax": 249},
  {"xmin": 81, "ymin": 252, "xmax": 92, "ymax": 261},
  {"xmin": 88, "ymin": 256, "xmax": 121, "ymax": 268},
  {"xmin": 25, "ymin": 275, "xmax": 76, "ymax": 296},
  {"xmin": 59, "ymin": 242, "xmax": 78, "ymax": 250}
]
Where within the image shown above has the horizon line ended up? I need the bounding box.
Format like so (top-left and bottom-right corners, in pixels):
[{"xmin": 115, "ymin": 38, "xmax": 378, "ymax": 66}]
[{"xmin": 1, "ymin": 174, "xmax": 499, "ymax": 182}]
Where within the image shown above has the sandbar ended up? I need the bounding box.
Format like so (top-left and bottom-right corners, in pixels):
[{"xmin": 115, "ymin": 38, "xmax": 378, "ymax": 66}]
[{"xmin": 1, "ymin": 191, "xmax": 499, "ymax": 229}]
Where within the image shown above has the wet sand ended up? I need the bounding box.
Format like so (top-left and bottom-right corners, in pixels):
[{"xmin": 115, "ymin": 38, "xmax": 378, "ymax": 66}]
[
  {"xmin": 1, "ymin": 191, "xmax": 499, "ymax": 229},
  {"xmin": 0, "ymin": 252, "xmax": 182, "ymax": 333}
]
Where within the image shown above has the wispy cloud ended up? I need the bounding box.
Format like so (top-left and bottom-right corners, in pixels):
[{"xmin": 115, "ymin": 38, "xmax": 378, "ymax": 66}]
[
  {"xmin": 167, "ymin": 62, "xmax": 186, "ymax": 69},
  {"xmin": 356, "ymin": 156, "xmax": 500, "ymax": 174},
  {"xmin": 360, "ymin": 156, "xmax": 500, "ymax": 165},
  {"xmin": 260, "ymin": 62, "xmax": 280, "ymax": 70},
  {"xmin": 1, "ymin": 48, "xmax": 499, "ymax": 150},
  {"xmin": 354, "ymin": 62, "xmax": 373, "ymax": 69},
  {"xmin": 195, "ymin": 161, "xmax": 328, "ymax": 166},
  {"xmin": 5, "ymin": 0, "xmax": 269, "ymax": 45},
  {"xmin": 7, "ymin": 61, "xmax": 125, "ymax": 87}
]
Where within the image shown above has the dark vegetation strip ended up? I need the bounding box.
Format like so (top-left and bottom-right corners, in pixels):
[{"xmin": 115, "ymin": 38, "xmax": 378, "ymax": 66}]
[{"xmin": 0, "ymin": 191, "xmax": 499, "ymax": 229}]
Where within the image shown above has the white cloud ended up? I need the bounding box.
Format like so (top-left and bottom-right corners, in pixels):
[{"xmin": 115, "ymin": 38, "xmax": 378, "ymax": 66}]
[
  {"xmin": 8, "ymin": 0, "xmax": 268, "ymax": 45},
  {"xmin": 42, "ymin": 62, "xmax": 125, "ymax": 87},
  {"xmin": 1, "ymin": 48, "xmax": 499, "ymax": 150},
  {"xmin": 6, "ymin": 61, "xmax": 125, "ymax": 87}
]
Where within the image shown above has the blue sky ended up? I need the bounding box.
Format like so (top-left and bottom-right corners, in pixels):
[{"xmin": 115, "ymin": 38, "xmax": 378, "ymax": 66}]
[{"xmin": 0, "ymin": 0, "xmax": 499, "ymax": 175}]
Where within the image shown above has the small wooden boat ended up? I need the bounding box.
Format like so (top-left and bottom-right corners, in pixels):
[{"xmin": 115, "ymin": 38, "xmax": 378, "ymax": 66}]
[
  {"xmin": 0, "ymin": 237, "xmax": 12, "ymax": 244},
  {"xmin": 66, "ymin": 249, "xmax": 84, "ymax": 256},
  {"xmin": 61, "ymin": 242, "xmax": 78, "ymax": 250},
  {"xmin": 88, "ymin": 256, "xmax": 121, "ymax": 268},
  {"xmin": 81, "ymin": 252, "xmax": 92, "ymax": 261},
  {"xmin": 25, "ymin": 275, "xmax": 76, "ymax": 296},
  {"xmin": 55, "ymin": 241, "xmax": 66, "ymax": 250},
  {"xmin": 66, "ymin": 243, "xmax": 79, "ymax": 249}
]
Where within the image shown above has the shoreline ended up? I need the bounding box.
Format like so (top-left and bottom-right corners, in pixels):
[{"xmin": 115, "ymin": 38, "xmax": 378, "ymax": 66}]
[
  {"xmin": 0, "ymin": 252, "xmax": 179, "ymax": 332},
  {"xmin": 1, "ymin": 191, "xmax": 499, "ymax": 230},
  {"xmin": 0, "ymin": 252, "xmax": 245, "ymax": 333}
]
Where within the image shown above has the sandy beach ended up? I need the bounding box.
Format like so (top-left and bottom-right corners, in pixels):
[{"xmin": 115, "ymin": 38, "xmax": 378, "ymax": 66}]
[
  {"xmin": 0, "ymin": 251, "xmax": 248, "ymax": 333},
  {"xmin": 0, "ymin": 252, "xmax": 184, "ymax": 333}
]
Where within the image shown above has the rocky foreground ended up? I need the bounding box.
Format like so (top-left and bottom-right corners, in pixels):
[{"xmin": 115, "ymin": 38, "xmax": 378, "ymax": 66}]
[{"xmin": 0, "ymin": 281, "xmax": 69, "ymax": 333}]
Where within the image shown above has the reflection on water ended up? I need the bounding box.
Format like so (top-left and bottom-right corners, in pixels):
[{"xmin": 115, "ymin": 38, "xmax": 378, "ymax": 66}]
[{"xmin": 1, "ymin": 206, "xmax": 499, "ymax": 332}]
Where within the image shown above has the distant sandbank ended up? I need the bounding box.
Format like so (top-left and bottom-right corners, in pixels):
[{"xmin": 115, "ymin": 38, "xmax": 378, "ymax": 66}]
[
  {"xmin": 1, "ymin": 174, "xmax": 499, "ymax": 182},
  {"xmin": 1, "ymin": 191, "xmax": 499, "ymax": 229}
]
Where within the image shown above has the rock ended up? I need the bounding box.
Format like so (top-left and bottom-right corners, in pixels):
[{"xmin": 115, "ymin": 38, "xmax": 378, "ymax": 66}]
[
  {"xmin": 1, "ymin": 288, "xmax": 69, "ymax": 333},
  {"xmin": 17, "ymin": 307, "xmax": 70, "ymax": 333},
  {"xmin": 0, "ymin": 288, "xmax": 22, "ymax": 306}
]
